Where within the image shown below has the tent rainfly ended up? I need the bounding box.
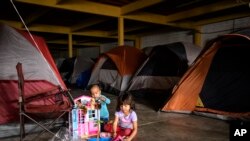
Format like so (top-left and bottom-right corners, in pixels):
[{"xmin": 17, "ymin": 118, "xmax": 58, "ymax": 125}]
[
  {"xmin": 0, "ymin": 24, "xmax": 71, "ymax": 124},
  {"xmin": 88, "ymin": 46, "xmax": 147, "ymax": 94},
  {"xmin": 162, "ymin": 31, "xmax": 250, "ymax": 119}
]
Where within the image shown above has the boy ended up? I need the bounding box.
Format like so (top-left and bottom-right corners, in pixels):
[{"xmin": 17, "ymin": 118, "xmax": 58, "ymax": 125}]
[{"xmin": 90, "ymin": 84, "xmax": 111, "ymax": 130}]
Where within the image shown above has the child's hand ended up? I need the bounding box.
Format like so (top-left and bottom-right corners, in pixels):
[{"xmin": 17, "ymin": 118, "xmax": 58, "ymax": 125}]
[
  {"xmin": 112, "ymin": 132, "xmax": 117, "ymax": 138},
  {"xmin": 100, "ymin": 96, "xmax": 106, "ymax": 101},
  {"xmin": 108, "ymin": 120, "xmax": 113, "ymax": 124},
  {"xmin": 124, "ymin": 137, "xmax": 132, "ymax": 141},
  {"xmin": 96, "ymin": 96, "xmax": 105, "ymax": 103}
]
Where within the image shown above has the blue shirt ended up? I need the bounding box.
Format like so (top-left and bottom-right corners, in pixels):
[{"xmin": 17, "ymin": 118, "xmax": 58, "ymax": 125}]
[{"xmin": 95, "ymin": 95, "xmax": 110, "ymax": 119}]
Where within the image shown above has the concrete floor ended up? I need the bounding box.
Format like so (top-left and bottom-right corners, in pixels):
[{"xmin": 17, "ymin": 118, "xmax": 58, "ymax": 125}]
[
  {"xmin": 0, "ymin": 88, "xmax": 229, "ymax": 141},
  {"xmin": 104, "ymin": 92, "xmax": 229, "ymax": 141}
]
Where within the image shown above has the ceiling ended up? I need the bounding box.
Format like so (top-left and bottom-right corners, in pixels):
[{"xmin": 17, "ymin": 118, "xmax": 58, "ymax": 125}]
[{"xmin": 1, "ymin": 0, "xmax": 250, "ymax": 49}]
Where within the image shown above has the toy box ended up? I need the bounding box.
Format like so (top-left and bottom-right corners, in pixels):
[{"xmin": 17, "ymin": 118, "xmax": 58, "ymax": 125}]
[{"xmin": 70, "ymin": 95, "xmax": 100, "ymax": 140}]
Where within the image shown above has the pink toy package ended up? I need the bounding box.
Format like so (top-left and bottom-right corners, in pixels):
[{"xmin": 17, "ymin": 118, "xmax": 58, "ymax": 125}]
[
  {"xmin": 74, "ymin": 95, "xmax": 92, "ymax": 108},
  {"xmin": 70, "ymin": 95, "xmax": 100, "ymax": 139}
]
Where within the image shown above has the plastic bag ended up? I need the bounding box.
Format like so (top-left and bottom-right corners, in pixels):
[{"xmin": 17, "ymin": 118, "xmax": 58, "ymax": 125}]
[{"xmin": 49, "ymin": 127, "xmax": 70, "ymax": 141}]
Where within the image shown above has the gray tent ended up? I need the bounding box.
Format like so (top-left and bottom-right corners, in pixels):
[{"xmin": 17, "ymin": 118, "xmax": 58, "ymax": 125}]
[
  {"xmin": 88, "ymin": 46, "xmax": 147, "ymax": 94},
  {"xmin": 127, "ymin": 42, "xmax": 201, "ymax": 110}
]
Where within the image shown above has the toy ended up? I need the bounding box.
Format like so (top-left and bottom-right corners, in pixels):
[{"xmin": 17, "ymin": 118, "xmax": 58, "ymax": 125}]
[
  {"xmin": 70, "ymin": 95, "xmax": 101, "ymax": 140},
  {"xmin": 87, "ymin": 137, "xmax": 112, "ymax": 141}
]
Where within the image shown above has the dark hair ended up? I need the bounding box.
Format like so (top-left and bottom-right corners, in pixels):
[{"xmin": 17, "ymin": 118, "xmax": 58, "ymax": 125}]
[
  {"xmin": 87, "ymin": 82, "xmax": 103, "ymax": 90},
  {"xmin": 116, "ymin": 92, "xmax": 135, "ymax": 111},
  {"xmin": 89, "ymin": 84, "xmax": 101, "ymax": 91}
]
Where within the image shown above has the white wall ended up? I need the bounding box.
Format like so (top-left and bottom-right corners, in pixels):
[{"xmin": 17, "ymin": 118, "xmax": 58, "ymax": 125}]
[
  {"xmin": 140, "ymin": 16, "xmax": 250, "ymax": 49},
  {"xmin": 77, "ymin": 47, "xmax": 99, "ymax": 58},
  {"xmin": 141, "ymin": 31, "xmax": 194, "ymax": 48},
  {"xmin": 100, "ymin": 41, "xmax": 134, "ymax": 53},
  {"xmin": 201, "ymin": 16, "xmax": 250, "ymax": 47},
  {"xmin": 77, "ymin": 41, "xmax": 135, "ymax": 58},
  {"xmin": 53, "ymin": 16, "xmax": 250, "ymax": 60}
]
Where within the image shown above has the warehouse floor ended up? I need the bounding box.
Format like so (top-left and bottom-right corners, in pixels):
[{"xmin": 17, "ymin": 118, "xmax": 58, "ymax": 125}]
[{"xmin": 0, "ymin": 88, "xmax": 229, "ymax": 141}]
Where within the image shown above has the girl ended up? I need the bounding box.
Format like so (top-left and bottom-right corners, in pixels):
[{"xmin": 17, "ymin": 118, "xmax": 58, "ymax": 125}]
[{"xmin": 105, "ymin": 92, "xmax": 138, "ymax": 141}]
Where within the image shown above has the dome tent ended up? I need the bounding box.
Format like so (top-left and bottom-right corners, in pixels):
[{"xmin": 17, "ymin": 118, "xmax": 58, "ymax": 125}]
[
  {"xmin": 0, "ymin": 24, "xmax": 71, "ymax": 124},
  {"xmin": 127, "ymin": 42, "xmax": 201, "ymax": 110},
  {"xmin": 88, "ymin": 46, "xmax": 147, "ymax": 94},
  {"xmin": 162, "ymin": 30, "xmax": 250, "ymax": 119}
]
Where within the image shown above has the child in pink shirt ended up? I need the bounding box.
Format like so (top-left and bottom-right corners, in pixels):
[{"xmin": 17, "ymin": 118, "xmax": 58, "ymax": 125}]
[{"xmin": 105, "ymin": 93, "xmax": 138, "ymax": 141}]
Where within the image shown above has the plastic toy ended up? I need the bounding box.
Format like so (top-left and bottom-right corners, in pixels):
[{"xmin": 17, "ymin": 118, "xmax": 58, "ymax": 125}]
[{"xmin": 70, "ymin": 95, "xmax": 101, "ymax": 139}]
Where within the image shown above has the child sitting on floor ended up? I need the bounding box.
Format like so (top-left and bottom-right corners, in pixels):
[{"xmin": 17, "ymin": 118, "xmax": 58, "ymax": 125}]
[
  {"xmin": 90, "ymin": 84, "xmax": 111, "ymax": 130},
  {"xmin": 105, "ymin": 92, "xmax": 138, "ymax": 141}
]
